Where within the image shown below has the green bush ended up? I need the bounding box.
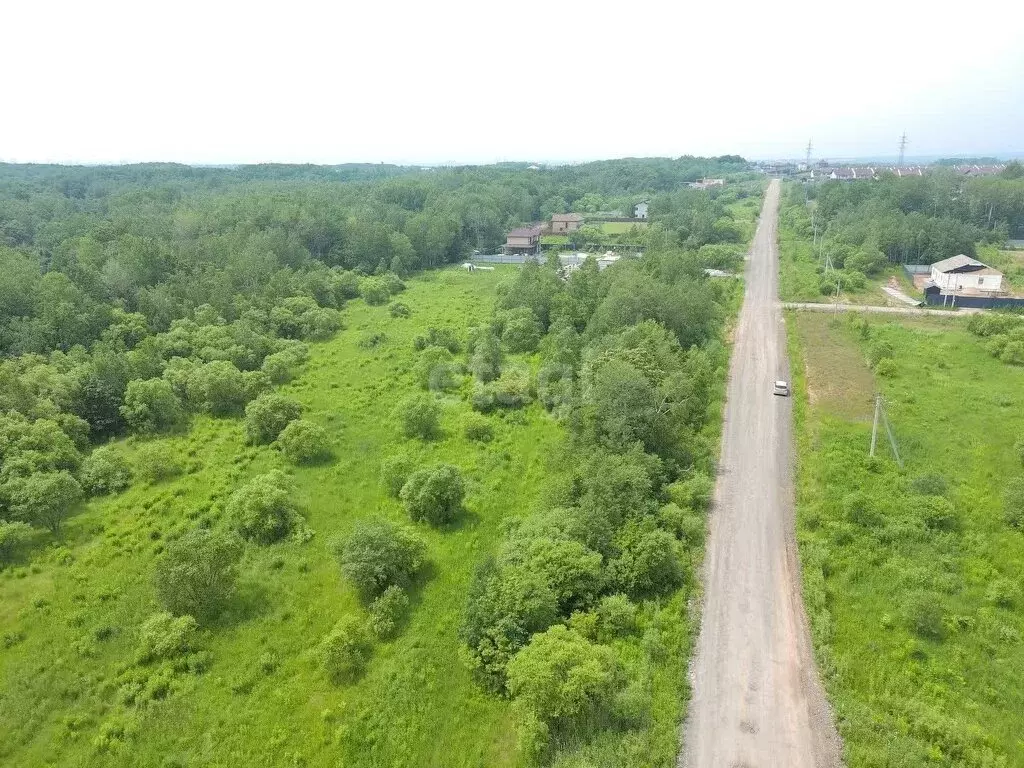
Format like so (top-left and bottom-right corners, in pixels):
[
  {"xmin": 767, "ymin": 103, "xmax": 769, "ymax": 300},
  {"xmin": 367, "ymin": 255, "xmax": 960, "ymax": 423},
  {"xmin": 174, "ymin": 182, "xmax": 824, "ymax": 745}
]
[
  {"xmin": 918, "ymin": 496, "xmax": 959, "ymax": 532},
  {"xmin": 318, "ymin": 615, "xmax": 373, "ymax": 684},
  {"xmin": 226, "ymin": 470, "xmax": 305, "ymax": 544},
  {"xmin": 0, "ymin": 520, "xmax": 33, "ymax": 564},
  {"xmin": 360, "ymin": 277, "xmax": 390, "ymax": 306},
  {"xmin": 910, "ymin": 473, "xmax": 949, "ymax": 496},
  {"xmin": 137, "ymin": 612, "xmax": 198, "ymax": 663},
  {"xmin": 463, "ymin": 413, "xmax": 494, "ymax": 442},
  {"xmin": 611, "ymin": 521, "xmax": 685, "ymax": 598},
  {"xmin": 400, "ymin": 464, "xmax": 465, "ymax": 525},
  {"xmin": 873, "ymin": 357, "xmax": 897, "ymax": 378},
  {"xmin": 414, "ymin": 345, "xmax": 457, "ymax": 390},
  {"xmin": 985, "ymin": 577, "xmax": 1021, "ymax": 608},
  {"xmin": 412, "ymin": 327, "xmax": 461, "ymax": 354},
  {"xmin": 121, "ymin": 378, "xmax": 185, "ymax": 434},
  {"xmin": 80, "ymin": 446, "xmax": 132, "ymax": 495},
  {"xmin": 153, "ymin": 528, "xmax": 243, "ymax": 622},
  {"xmin": 368, "ymin": 585, "xmax": 410, "ymax": 639},
  {"xmin": 395, "ymin": 394, "xmax": 441, "ymax": 440},
  {"xmin": 904, "ymin": 591, "xmax": 945, "ymax": 641},
  {"xmin": 135, "ymin": 443, "xmax": 184, "ymax": 484},
  {"xmin": 333, "ymin": 519, "xmax": 426, "ymax": 600},
  {"xmin": 276, "ymin": 419, "xmax": 331, "ymax": 464},
  {"xmin": 506, "ymin": 625, "xmax": 620, "ymax": 726},
  {"xmin": 468, "ymin": 330, "xmax": 502, "ymax": 382},
  {"xmin": 1003, "ymin": 477, "xmax": 1024, "ymax": 529},
  {"xmin": 389, "ymin": 302, "xmax": 410, "ymax": 318},
  {"xmin": 8, "ymin": 470, "xmax": 83, "ymax": 534},
  {"xmin": 595, "ymin": 594, "xmax": 638, "ymax": 641},
  {"xmin": 243, "ymin": 393, "xmax": 302, "ymax": 445},
  {"xmin": 500, "ymin": 308, "xmax": 542, "ymax": 353},
  {"xmin": 380, "ymin": 454, "xmax": 414, "ymax": 498},
  {"xmin": 657, "ymin": 502, "xmax": 704, "ymax": 543}
]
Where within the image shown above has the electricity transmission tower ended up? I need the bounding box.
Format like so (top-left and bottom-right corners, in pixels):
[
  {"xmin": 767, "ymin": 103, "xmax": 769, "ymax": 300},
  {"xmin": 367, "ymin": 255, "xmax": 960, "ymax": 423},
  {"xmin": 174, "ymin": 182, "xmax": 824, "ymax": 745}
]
[
  {"xmin": 805, "ymin": 138, "xmax": 813, "ymax": 168},
  {"xmin": 869, "ymin": 394, "xmax": 903, "ymax": 468},
  {"xmin": 897, "ymin": 132, "xmax": 908, "ymax": 167}
]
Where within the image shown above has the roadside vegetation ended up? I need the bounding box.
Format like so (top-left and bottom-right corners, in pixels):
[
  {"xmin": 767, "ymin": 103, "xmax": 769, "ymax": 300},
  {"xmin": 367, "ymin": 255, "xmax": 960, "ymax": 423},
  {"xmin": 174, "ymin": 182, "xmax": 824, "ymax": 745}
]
[
  {"xmin": 0, "ymin": 161, "xmax": 756, "ymax": 766},
  {"xmin": 788, "ymin": 310, "xmax": 1024, "ymax": 767},
  {"xmin": 779, "ymin": 168, "xmax": 1024, "ymax": 303}
]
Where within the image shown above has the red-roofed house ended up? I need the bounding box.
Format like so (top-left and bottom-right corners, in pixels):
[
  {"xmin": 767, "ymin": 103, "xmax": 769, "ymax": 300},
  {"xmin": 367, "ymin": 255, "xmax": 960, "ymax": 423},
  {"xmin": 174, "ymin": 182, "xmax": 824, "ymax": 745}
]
[{"xmin": 504, "ymin": 225, "xmax": 541, "ymax": 256}]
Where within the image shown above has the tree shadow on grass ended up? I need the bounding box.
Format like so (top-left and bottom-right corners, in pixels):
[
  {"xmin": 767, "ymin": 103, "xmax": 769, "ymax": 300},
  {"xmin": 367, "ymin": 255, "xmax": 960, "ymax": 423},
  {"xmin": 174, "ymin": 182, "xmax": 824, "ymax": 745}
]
[{"xmin": 215, "ymin": 579, "xmax": 272, "ymax": 628}]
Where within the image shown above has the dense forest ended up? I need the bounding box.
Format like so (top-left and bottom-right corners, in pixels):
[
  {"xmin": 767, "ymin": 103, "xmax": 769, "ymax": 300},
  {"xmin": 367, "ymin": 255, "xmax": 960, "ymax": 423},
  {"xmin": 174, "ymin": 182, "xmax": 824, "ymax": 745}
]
[{"xmin": 0, "ymin": 159, "xmax": 757, "ymax": 766}]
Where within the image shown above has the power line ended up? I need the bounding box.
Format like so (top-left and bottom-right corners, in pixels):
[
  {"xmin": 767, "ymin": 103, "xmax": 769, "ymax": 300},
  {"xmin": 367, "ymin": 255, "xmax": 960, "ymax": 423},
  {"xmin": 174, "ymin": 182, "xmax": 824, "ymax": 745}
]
[{"xmin": 897, "ymin": 132, "xmax": 908, "ymax": 167}]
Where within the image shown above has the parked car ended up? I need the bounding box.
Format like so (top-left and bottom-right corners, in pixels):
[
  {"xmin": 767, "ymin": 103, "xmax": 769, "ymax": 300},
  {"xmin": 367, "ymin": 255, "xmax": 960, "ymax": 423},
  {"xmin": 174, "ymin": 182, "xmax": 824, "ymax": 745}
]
[{"xmin": 773, "ymin": 380, "xmax": 790, "ymax": 396}]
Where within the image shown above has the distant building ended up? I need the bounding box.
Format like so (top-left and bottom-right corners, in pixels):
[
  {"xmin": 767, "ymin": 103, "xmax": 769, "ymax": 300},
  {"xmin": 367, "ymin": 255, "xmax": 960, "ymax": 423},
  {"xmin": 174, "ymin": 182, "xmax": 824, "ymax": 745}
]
[
  {"xmin": 504, "ymin": 225, "xmax": 541, "ymax": 256},
  {"xmin": 633, "ymin": 201, "xmax": 649, "ymax": 219},
  {"xmin": 550, "ymin": 212, "xmax": 584, "ymax": 234},
  {"xmin": 890, "ymin": 166, "xmax": 924, "ymax": 177},
  {"xmin": 850, "ymin": 167, "xmax": 876, "ymax": 180},
  {"xmin": 929, "ymin": 254, "xmax": 1004, "ymax": 293},
  {"xmin": 954, "ymin": 164, "xmax": 1006, "ymax": 176},
  {"xmin": 689, "ymin": 178, "xmax": 726, "ymax": 190}
]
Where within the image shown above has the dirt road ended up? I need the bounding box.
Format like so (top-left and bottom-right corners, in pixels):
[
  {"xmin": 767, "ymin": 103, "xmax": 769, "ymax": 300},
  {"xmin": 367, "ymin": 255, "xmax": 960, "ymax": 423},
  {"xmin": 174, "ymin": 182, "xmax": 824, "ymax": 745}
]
[{"xmin": 680, "ymin": 181, "xmax": 842, "ymax": 768}]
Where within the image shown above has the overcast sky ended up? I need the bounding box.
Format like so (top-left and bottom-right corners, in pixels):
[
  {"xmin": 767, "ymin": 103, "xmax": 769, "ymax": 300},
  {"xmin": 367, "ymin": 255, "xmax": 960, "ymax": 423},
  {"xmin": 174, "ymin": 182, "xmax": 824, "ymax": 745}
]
[{"xmin": 3, "ymin": 0, "xmax": 1023, "ymax": 165}]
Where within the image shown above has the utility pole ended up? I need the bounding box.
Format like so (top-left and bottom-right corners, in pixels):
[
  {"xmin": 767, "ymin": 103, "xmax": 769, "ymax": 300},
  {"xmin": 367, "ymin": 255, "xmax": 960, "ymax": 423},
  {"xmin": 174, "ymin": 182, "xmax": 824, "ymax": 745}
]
[
  {"xmin": 868, "ymin": 394, "xmax": 904, "ymax": 468},
  {"xmin": 898, "ymin": 132, "xmax": 908, "ymax": 168},
  {"xmin": 870, "ymin": 394, "xmax": 881, "ymax": 457}
]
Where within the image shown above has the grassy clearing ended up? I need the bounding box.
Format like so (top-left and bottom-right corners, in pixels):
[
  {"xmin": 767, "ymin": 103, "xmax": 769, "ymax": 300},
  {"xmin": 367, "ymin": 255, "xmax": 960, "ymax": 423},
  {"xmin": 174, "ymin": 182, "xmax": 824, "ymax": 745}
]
[
  {"xmin": 0, "ymin": 267, "xmax": 563, "ymax": 767},
  {"xmin": 599, "ymin": 221, "xmax": 646, "ymax": 235},
  {"xmin": 977, "ymin": 244, "xmax": 1024, "ymax": 294},
  {"xmin": 788, "ymin": 311, "xmax": 1024, "ymax": 767}
]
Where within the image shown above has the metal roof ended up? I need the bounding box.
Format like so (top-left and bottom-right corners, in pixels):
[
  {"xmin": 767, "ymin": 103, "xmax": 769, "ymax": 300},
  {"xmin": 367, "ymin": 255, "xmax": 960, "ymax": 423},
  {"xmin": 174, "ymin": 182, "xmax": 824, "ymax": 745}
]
[{"xmin": 930, "ymin": 254, "xmax": 988, "ymax": 273}]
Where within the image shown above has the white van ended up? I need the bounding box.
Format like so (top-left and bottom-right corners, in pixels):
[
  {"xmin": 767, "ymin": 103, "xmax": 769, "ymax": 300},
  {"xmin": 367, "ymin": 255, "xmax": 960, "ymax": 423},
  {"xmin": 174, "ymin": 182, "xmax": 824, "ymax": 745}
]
[{"xmin": 773, "ymin": 380, "xmax": 790, "ymax": 397}]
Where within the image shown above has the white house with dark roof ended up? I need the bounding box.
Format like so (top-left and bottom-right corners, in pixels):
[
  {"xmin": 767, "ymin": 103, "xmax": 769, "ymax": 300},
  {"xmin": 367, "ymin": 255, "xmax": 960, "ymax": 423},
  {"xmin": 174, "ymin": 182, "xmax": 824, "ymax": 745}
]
[
  {"xmin": 633, "ymin": 201, "xmax": 649, "ymax": 219},
  {"xmin": 929, "ymin": 255, "xmax": 1004, "ymax": 293}
]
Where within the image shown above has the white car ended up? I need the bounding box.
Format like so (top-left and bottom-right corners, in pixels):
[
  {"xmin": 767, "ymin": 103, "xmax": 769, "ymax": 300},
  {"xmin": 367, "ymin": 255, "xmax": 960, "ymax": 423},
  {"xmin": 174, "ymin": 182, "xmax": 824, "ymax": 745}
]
[{"xmin": 773, "ymin": 380, "xmax": 790, "ymax": 397}]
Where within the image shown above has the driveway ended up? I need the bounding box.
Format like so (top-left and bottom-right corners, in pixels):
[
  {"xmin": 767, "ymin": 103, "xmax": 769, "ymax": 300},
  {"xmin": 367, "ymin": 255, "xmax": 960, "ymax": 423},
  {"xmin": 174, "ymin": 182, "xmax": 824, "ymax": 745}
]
[{"xmin": 680, "ymin": 180, "xmax": 842, "ymax": 768}]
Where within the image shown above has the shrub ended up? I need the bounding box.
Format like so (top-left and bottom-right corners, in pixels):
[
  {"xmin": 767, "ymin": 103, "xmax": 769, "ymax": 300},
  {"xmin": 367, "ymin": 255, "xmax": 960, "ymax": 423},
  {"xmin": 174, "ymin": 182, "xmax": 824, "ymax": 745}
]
[
  {"xmin": 463, "ymin": 413, "xmax": 494, "ymax": 442},
  {"xmin": 79, "ymin": 446, "xmax": 133, "ymax": 496},
  {"xmin": 657, "ymin": 502, "xmax": 704, "ymax": 543},
  {"xmin": 985, "ymin": 577, "xmax": 1021, "ymax": 608},
  {"xmin": 389, "ymin": 302, "xmax": 410, "ymax": 318},
  {"xmin": 153, "ymin": 528, "xmax": 243, "ymax": 622},
  {"xmin": 412, "ymin": 327, "xmax": 461, "ymax": 354},
  {"xmin": 137, "ymin": 612, "xmax": 198, "ymax": 663},
  {"xmin": 611, "ymin": 521, "xmax": 685, "ymax": 598},
  {"xmin": 460, "ymin": 560, "xmax": 559, "ymax": 682},
  {"xmin": 121, "ymin": 378, "xmax": 185, "ymax": 434},
  {"xmin": 9, "ymin": 471, "xmax": 83, "ymax": 534},
  {"xmin": 0, "ymin": 520, "xmax": 33, "ymax": 564},
  {"xmin": 318, "ymin": 615, "xmax": 373, "ymax": 684},
  {"xmin": 918, "ymin": 496, "xmax": 959, "ymax": 532},
  {"xmin": 400, "ymin": 464, "xmax": 465, "ymax": 525},
  {"xmin": 243, "ymin": 393, "xmax": 302, "ymax": 445},
  {"xmin": 469, "ymin": 330, "xmax": 502, "ymax": 382},
  {"xmin": 414, "ymin": 346, "xmax": 457, "ymax": 390},
  {"xmin": 380, "ymin": 454, "xmax": 415, "ymax": 498},
  {"xmin": 1003, "ymin": 477, "xmax": 1024, "ymax": 529},
  {"xmin": 277, "ymin": 419, "xmax": 331, "ymax": 464},
  {"xmin": 536, "ymin": 363, "xmax": 574, "ymax": 414},
  {"xmin": 843, "ymin": 490, "xmax": 881, "ymax": 527},
  {"xmin": 506, "ymin": 535, "xmax": 603, "ymax": 612},
  {"xmin": 669, "ymin": 471, "xmax": 714, "ymax": 512},
  {"xmin": 226, "ymin": 470, "xmax": 305, "ymax": 544},
  {"xmin": 506, "ymin": 625, "xmax": 620, "ymax": 725},
  {"xmin": 874, "ymin": 357, "xmax": 897, "ymax": 378},
  {"xmin": 500, "ymin": 308, "xmax": 543, "ymax": 353},
  {"xmin": 260, "ymin": 343, "xmax": 309, "ymax": 384},
  {"xmin": 395, "ymin": 394, "xmax": 441, "ymax": 440},
  {"xmin": 357, "ymin": 331, "xmax": 387, "ymax": 349},
  {"xmin": 135, "ymin": 443, "xmax": 184, "ymax": 484},
  {"xmin": 595, "ymin": 594, "xmax": 638, "ymax": 641},
  {"xmin": 368, "ymin": 585, "xmax": 410, "ymax": 639},
  {"xmin": 904, "ymin": 591, "xmax": 945, "ymax": 641},
  {"xmin": 910, "ymin": 473, "xmax": 949, "ymax": 496},
  {"xmin": 381, "ymin": 272, "xmax": 406, "ymax": 294},
  {"xmin": 333, "ymin": 519, "xmax": 426, "ymax": 600},
  {"xmin": 185, "ymin": 360, "xmax": 251, "ymax": 416},
  {"xmin": 360, "ymin": 278, "xmax": 390, "ymax": 306}
]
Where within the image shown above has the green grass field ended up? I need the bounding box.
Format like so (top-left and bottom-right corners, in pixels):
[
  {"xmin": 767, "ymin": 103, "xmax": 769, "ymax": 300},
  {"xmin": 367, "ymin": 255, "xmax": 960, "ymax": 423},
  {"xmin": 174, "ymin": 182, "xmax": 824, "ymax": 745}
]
[
  {"xmin": 0, "ymin": 268, "xmax": 566, "ymax": 767},
  {"xmin": 599, "ymin": 222, "xmax": 646, "ymax": 236},
  {"xmin": 787, "ymin": 311, "xmax": 1024, "ymax": 766}
]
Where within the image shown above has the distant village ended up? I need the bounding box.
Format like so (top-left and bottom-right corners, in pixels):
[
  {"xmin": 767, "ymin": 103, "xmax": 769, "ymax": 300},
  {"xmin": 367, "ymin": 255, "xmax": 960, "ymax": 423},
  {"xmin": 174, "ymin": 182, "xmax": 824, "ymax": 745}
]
[{"xmin": 760, "ymin": 161, "xmax": 1009, "ymax": 181}]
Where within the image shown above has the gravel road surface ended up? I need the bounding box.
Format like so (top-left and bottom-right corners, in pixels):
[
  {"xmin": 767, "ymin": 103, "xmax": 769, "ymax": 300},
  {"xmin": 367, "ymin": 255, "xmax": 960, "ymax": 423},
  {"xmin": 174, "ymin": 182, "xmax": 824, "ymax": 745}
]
[{"xmin": 680, "ymin": 181, "xmax": 842, "ymax": 768}]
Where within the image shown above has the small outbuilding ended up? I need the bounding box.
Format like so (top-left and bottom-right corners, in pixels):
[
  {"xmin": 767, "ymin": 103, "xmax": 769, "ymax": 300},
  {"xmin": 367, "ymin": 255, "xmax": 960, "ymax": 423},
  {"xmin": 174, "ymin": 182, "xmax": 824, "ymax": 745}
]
[
  {"xmin": 633, "ymin": 201, "xmax": 649, "ymax": 219},
  {"xmin": 929, "ymin": 255, "xmax": 1004, "ymax": 293},
  {"xmin": 504, "ymin": 225, "xmax": 542, "ymax": 256},
  {"xmin": 550, "ymin": 213, "xmax": 584, "ymax": 234}
]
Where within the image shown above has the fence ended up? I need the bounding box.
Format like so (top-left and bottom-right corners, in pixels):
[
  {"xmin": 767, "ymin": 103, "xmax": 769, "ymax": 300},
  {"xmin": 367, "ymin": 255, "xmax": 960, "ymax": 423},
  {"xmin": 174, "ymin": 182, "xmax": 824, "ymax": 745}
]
[{"xmin": 924, "ymin": 292, "xmax": 1024, "ymax": 310}]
